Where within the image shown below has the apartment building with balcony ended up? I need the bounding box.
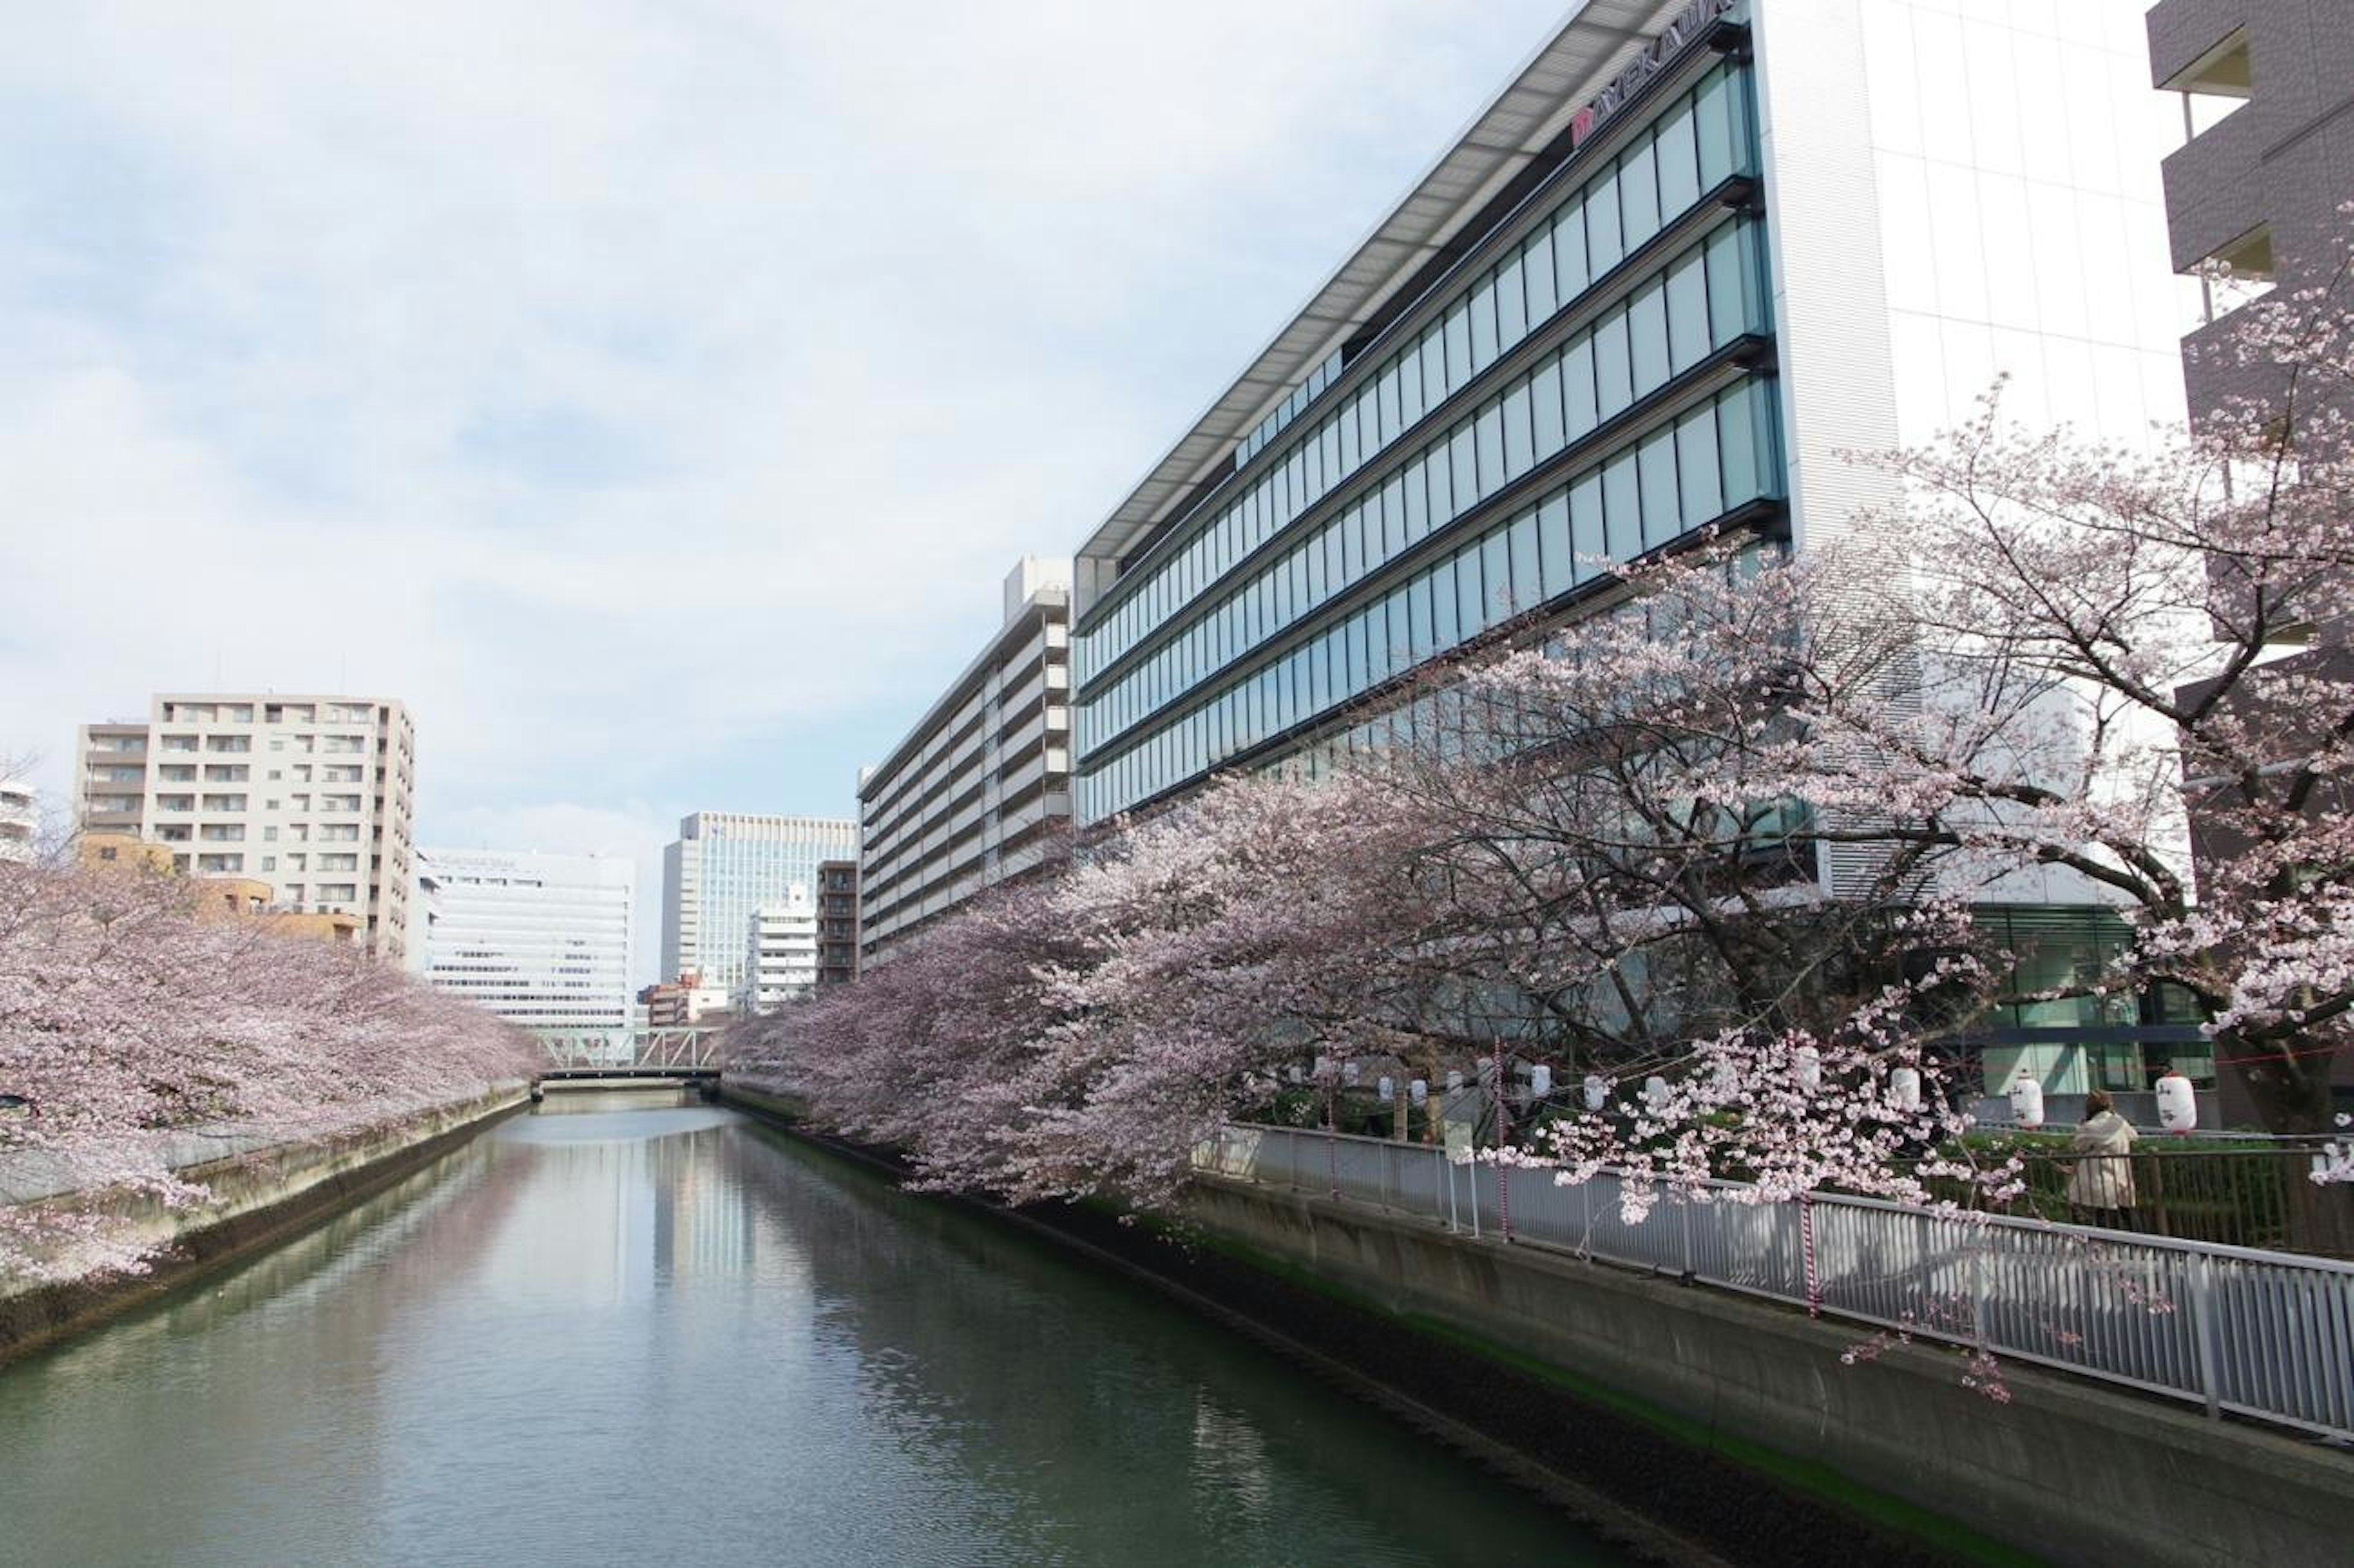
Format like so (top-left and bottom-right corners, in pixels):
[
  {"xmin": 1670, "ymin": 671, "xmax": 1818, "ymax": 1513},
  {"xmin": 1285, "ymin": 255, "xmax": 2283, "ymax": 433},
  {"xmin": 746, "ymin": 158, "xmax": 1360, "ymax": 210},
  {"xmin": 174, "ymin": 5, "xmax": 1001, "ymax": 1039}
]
[
  {"xmin": 2149, "ymin": 0, "xmax": 2354, "ymax": 422},
  {"xmin": 858, "ymin": 557, "xmax": 1072, "ymax": 965},
  {"xmin": 418, "ymin": 848, "xmax": 634, "ymax": 1030},
  {"xmin": 72, "ymin": 694, "xmax": 419, "ymax": 961},
  {"xmin": 816, "ymin": 858, "xmax": 859, "ymax": 986},
  {"xmin": 2147, "ymin": 0, "xmax": 2354, "ymax": 1123},
  {"xmin": 661, "ymin": 812, "xmax": 857, "ymax": 1000}
]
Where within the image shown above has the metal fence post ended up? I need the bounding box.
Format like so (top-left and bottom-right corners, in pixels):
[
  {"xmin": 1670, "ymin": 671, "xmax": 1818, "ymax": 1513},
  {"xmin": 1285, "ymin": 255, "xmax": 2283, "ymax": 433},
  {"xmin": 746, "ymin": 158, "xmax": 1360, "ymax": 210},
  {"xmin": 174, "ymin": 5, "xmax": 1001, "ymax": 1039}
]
[
  {"xmin": 1679, "ymin": 1197, "xmax": 1696, "ymax": 1279},
  {"xmin": 2190, "ymin": 1252, "xmax": 2223, "ymax": 1421}
]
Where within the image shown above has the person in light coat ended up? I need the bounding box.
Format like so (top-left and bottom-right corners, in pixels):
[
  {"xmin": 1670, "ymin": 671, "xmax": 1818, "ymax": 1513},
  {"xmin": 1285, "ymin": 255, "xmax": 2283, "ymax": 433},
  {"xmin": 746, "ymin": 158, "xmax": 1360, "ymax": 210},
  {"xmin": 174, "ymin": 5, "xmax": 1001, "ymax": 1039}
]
[{"xmin": 2065, "ymin": 1089, "xmax": 2139, "ymax": 1227}]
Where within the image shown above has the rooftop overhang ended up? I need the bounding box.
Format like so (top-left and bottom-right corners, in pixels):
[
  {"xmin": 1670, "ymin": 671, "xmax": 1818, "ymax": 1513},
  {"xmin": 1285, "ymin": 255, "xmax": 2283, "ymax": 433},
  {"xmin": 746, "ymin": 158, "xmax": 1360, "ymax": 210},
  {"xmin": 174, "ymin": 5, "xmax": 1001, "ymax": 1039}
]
[{"xmin": 1073, "ymin": 0, "xmax": 1698, "ymax": 577}]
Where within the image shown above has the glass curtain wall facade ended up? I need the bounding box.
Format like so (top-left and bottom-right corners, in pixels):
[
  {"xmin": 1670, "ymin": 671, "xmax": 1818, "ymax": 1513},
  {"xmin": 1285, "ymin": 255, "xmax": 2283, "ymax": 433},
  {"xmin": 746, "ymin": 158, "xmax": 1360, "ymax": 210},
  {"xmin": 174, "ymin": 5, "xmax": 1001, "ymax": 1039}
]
[
  {"xmin": 661, "ymin": 813, "xmax": 858, "ymax": 999},
  {"xmin": 1073, "ymin": 49, "xmax": 1774, "ymax": 823}
]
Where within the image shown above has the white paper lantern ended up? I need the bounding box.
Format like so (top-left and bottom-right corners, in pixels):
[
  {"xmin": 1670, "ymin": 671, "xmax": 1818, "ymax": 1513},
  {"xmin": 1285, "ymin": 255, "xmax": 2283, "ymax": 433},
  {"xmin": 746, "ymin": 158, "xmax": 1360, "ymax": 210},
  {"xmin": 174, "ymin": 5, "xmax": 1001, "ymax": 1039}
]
[
  {"xmin": 1642, "ymin": 1075, "xmax": 1671, "ymax": 1114},
  {"xmin": 2155, "ymin": 1071, "xmax": 2197, "ymax": 1134},
  {"xmin": 1530, "ymin": 1064, "xmax": 1555, "ymax": 1097},
  {"xmin": 1446, "ymin": 1070, "xmax": 1465, "ymax": 1094},
  {"xmin": 1889, "ymin": 1066, "xmax": 1922, "ymax": 1113},
  {"xmin": 2007, "ymin": 1073, "xmax": 2045, "ymax": 1130},
  {"xmin": 1343, "ymin": 1060, "xmax": 1360, "ymax": 1086},
  {"xmin": 1794, "ymin": 1045, "xmax": 1822, "ymax": 1095},
  {"xmin": 1582, "ymin": 1073, "xmax": 1608, "ymax": 1112},
  {"xmin": 1409, "ymin": 1078, "xmax": 1429, "ymax": 1106},
  {"xmin": 1377, "ymin": 1075, "xmax": 1396, "ymax": 1102}
]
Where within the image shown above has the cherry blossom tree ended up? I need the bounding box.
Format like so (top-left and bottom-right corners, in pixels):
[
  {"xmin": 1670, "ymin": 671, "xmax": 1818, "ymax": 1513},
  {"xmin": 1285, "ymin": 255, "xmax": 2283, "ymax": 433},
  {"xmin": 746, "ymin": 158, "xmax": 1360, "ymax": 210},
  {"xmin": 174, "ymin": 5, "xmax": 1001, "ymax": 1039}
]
[{"xmin": 0, "ymin": 854, "xmax": 540, "ymax": 1284}]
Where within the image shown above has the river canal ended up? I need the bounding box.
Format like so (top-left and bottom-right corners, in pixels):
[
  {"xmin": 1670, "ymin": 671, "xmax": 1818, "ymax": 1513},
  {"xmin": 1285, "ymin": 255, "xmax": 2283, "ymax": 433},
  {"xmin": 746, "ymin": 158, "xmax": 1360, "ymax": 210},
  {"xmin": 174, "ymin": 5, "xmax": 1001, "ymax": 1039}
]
[{"xmin": 0, "ymin": 1092, "xmax": 1629, "ymax": 1567}]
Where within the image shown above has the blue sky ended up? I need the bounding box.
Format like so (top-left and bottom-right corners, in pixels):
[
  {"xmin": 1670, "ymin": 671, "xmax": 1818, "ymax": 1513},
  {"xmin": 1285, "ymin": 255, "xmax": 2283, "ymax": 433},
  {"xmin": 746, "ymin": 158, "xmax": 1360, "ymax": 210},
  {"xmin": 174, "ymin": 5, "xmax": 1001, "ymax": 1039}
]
[{"xmin": 1, "ymin": 0, "xmax": 1576, "ymax": 980}]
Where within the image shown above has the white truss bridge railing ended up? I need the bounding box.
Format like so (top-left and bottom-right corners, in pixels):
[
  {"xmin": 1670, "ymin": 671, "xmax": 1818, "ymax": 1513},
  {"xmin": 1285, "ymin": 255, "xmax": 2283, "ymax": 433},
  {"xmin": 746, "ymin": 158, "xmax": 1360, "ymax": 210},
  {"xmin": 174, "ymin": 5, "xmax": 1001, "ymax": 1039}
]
[{"xmin": 537, "ymin": 1028, "xmax": 723, "ymax": 1075}]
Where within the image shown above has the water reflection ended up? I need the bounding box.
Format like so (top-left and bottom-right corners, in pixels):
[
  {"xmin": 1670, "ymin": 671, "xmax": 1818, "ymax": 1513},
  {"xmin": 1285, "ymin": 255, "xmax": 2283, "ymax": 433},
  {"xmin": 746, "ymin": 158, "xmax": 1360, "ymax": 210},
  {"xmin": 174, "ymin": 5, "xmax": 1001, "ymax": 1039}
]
[{"xmin": 0, "ymin": 1097, "xmax": 1625, "ymax": 1567}]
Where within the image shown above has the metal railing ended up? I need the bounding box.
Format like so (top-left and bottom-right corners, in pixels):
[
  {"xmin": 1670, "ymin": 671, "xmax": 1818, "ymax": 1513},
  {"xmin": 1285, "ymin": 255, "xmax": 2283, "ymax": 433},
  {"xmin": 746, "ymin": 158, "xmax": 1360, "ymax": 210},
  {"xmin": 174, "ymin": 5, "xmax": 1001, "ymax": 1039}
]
[
  {"xmin": 1938, "ymin": 1145, "xmax": 2354, "ymax": 1260},
  {"xmin": 1194, "ymin": 1123, "xmax": 2354, "ymax": 1442},
  {"xmin": 538, "ymin": 1028, "xmax": 722, "ymax": 1075}
]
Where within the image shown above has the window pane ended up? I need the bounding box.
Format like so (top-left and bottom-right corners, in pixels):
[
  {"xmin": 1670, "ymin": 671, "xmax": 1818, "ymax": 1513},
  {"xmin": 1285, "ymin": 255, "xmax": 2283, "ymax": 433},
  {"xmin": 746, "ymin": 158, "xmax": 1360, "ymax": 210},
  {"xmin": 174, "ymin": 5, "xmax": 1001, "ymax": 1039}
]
[
  {"xmin": 1338, "ymin": 402, "xmax": 1361, "ymax": 474},
  {"xmin": 1706, "ymin": 224, "xmax": 1748, "ymax": 345},
  {"xmin": 1629, "ymin": 278, "xmax": 1670, "ymax": 398},
  {"xmin": 1502, "ymin": 376, "xmax": 1534, "ymax": 480},
  {"xmin": 1343, "ymin": 504, "xmax": 1365, "ymax": 582},
  {"xmin": 1594, "ymin": 313, "xmax": 1632, "ymax": 421},
  {"xmin": 1696, "ymin": 67, "xmax": 1735, "ymax": 188},
  {"xmin": 1667, "ymin": 248, "xmax": 1710, "ymax": 373},
  {"xmin": 1510, "ymin": 509, "xmax": 1541, "ymax": 604},
  {"xmin": 1720, "ymin": 386, "xmax": 1763, "ymax": 503},
  {"xmin": 1448, "ymin": 424, "xmax": 1479, "ymax": 516},
  {"xmin": 1586, "ymin": 176, "xmax": 1622, "ymax": 275},
  {"xmin": 1443, "ymin": 302, "xmax": 1472, "ymax": 392},
  {"xmin": 1469, "ymin": 280, "xmax": 1499, "ymax": 371},
  {"xmin": 1378, "ymin": 365, "xmax": 1401, "ymax": 445},
  {"xmin": 1553, "ymin": 203, "xmax": 1589, "ymax": 301},
  {"xmin": 1475, "ymin": 403, "xmax": 1506, "ymax": 498},
  {"xmin": 1457, "ymin": 545, "xmax": 1486, "ymax": 633},
  {"xmin": 1638, "ymin": 427, "xmax": 1681, "ymax": 549},
  {"xmin": 1530, "ymin": 356, "xmax": 1566, "ymax": 459},
  {"xmin": 1678, "ymin": 403, "xmax": 1724, "ymax": 526},
  {"xmin": 1431, "ymin": 555, "xmax": 1461, "ymax": 645},
  {"xmin": 1523, "ymin": 226, "xmax": 1558, "ymax": 322},
  {"xmin": 1538, "ymin": 490, "xmax": 1574, "ymax": 596},
  {"xmin": 1417, "ymin": 329, "xmax": 1444, "ymax": 418},
  {"xmin": 1658, "ymin": 99, "xmax": 1701, "ymax": 215},
  {"xmin": 1406, "ymin": 455, "xmax": 1433, "ymax": 540},
  {"xmin": 1602, "ymin": 451, "xmax": 1642, "ymax": 560},
  {"xmin": 1496, "ymin": 253, "xmax": 1528, "ymax": 348},
  {"xmin": 1563, "ymin": 336, "xmax": 1599, "ymax": 439},
  {"xmin": 1409, "ymin": 573, "xmax": 1435, "ymax": 657},
  {"xmin": 1570, "ymin": 471, "xmax": 1606, "ymax": 579},
  {"xmin": 1383, "ymin": 471, "xmax": 1409, "ymax": 555},
  {"xmin": 1482, "ymin": 530, "xmax": 1512, "ymax": 622},
  {"xmin": 1621, "ymin": 137, "xmax": 1660, "ymax": 251}
]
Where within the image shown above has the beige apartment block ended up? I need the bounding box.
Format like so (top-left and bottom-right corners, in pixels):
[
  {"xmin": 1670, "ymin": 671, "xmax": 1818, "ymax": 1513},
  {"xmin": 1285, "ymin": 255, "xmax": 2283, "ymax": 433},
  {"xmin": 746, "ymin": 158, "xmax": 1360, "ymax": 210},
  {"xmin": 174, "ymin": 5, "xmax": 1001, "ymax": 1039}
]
[
  {"xmin": 858, "ymin": 558, "xmax": 1072, "ymax": 964},
  {"xmin": 74, "ymin": 694, "xmax": 418, "ymax": 961}
]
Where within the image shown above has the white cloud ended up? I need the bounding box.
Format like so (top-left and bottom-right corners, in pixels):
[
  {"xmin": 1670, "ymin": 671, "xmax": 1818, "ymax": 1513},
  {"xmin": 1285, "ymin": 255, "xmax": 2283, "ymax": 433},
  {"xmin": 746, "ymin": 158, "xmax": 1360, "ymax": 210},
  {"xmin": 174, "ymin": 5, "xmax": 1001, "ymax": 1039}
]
[{"xmin": 0, "ymin": 0, "xmax": 1573, "ymax": 981}]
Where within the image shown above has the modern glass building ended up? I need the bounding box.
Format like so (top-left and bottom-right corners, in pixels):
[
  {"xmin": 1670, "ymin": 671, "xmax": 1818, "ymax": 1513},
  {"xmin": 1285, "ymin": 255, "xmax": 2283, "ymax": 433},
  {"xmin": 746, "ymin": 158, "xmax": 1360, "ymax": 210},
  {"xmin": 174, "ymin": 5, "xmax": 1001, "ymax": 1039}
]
[
  {"xmin": 1065, "ymin": 0, "xmax": 2190, "ymax": 1092},
  {"xmin": 661, "ymin": 812, "xmax": 857, "ymax": 1000}
]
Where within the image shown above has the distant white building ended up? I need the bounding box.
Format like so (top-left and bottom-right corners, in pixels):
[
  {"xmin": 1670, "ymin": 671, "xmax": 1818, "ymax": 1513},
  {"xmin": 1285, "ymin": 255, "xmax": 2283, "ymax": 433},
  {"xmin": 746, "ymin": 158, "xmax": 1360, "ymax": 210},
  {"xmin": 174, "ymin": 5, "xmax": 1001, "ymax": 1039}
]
[
  {"xmin": 0, "ymin": 774, "xmax": 36, "ymax": 863},
  {"xmin": 739, "ymin": 886, "xmax": 817, "ymax": 1015},
  {"xmin": 418, "ymin": 848, "xmax": 634, "ymax": 1030}
]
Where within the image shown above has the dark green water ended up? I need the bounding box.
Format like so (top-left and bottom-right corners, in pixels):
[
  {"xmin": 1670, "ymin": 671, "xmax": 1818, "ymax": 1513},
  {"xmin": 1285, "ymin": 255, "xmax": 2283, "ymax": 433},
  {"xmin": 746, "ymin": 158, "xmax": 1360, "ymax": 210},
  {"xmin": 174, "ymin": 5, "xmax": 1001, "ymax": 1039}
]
[{"xmin": 0, "ymin": 1094, "xmax": 1625, "ymax": 1567}]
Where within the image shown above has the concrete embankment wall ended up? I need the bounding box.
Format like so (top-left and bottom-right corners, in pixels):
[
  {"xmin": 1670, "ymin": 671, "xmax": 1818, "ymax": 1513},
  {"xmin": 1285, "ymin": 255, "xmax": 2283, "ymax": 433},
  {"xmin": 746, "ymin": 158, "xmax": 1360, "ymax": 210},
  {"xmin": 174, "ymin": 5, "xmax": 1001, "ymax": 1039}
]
[
  {"xmin": 1181, "ymin": 1176, "xmax": 2354, "ymax": 1568},
  {"xmin": 717, "ymin": 1086, "xmax": 2352, "ymax": 1568},
  {"xmin": 0, "ymin": 1082, "xmax": 530, "ymax": 1361}
]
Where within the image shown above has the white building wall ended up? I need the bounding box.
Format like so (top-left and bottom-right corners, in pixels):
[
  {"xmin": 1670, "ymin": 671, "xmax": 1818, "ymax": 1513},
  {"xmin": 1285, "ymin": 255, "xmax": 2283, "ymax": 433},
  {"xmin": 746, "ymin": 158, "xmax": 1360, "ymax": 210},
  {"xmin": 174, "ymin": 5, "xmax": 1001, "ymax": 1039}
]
[
  {"xmin": 740, "ymin": 887, "xmax": 817, "ymax": 1015},
  {"xmin": 419, "ymin": 848, "xmax": 635, "ymax": 1030},
  {"xmin": 0, "ymin": 775, "xmax": 36, "ymax": 863},
  {"xmin": 1758, "ymin": 0, "xmax": 2188, "ymax": 563}
]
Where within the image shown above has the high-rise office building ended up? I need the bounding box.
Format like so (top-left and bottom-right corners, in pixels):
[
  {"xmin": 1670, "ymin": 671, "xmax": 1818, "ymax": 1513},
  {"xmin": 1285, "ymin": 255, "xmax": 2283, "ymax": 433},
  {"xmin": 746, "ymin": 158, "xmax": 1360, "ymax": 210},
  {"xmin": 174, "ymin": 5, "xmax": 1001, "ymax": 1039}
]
[
  {"xmin": 418, "ymin": 848, "xmax": 634, "ymax": 1031},
  {"xmin": 858, "ymin": 558, "xmax": 1072, "ymax": 964},
  {"xmin": 73, "ymin": 694, "xmax": 419, "ymax": 960},
  {"xmin": 740, "ymin": 888, "xmax": 818, "ymax": 1015},
  {"xmin": 1064, "ymin": 0, "xmax": 2188, "ymax": 1092},
  {"xmin": 661, "ymin": 812, "xmax": 856, "ymax": 999}
]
